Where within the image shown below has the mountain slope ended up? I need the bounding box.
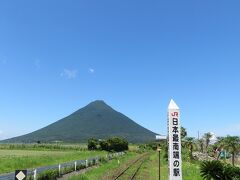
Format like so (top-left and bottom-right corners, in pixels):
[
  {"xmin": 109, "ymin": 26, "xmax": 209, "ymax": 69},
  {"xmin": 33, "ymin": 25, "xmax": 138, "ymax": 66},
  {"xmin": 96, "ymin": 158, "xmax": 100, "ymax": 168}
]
[{"xmin": 3, "ymin": 100, "xmax": 156, "ymax": 143}]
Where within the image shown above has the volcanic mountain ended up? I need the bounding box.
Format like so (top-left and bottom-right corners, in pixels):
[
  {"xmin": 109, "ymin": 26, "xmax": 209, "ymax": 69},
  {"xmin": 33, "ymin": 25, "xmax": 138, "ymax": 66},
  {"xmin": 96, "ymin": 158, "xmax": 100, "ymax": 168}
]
[{"xmin": 3, "ymin": 100, "xmax": 156, "ymax": 143}]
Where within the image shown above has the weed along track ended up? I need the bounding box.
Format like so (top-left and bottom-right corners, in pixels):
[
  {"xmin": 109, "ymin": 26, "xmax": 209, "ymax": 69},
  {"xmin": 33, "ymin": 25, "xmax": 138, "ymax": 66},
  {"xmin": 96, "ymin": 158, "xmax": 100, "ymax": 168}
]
[
  {"xmin": 128, "ymin": 158, "xmax": 146, "ymax": 180},
  {"xmin": 113, "ymin": 153, "xmax": 149, "ymax": 180}
]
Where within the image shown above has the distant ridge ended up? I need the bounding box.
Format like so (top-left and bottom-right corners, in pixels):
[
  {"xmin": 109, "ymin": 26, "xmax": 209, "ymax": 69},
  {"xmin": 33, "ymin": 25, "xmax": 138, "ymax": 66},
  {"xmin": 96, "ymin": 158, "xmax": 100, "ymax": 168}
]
[{"xmin": 2, "ymin": 100, "xmax": 157, "ymax": 143}]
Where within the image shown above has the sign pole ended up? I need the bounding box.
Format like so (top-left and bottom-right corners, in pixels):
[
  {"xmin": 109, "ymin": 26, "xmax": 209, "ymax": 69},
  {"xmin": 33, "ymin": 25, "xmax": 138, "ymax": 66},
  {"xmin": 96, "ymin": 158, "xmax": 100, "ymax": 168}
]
[
  {"xmin": 159, "ymin": 150, "xmax": 161, "ymax": 180},
  {"xmin": 168, "ymin": 99, "xmax": 182, "ymax": 180},
  {"xmin": 157, "ymin": 147, "xmax": 161, "ymax": 180}
]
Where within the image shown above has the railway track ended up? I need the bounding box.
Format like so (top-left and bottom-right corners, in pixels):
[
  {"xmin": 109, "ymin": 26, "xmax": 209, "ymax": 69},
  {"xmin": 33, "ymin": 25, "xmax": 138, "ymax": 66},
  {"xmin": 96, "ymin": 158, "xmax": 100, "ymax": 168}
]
[
  {"xmin": 113, "ymin": 153, "xmax": 148, "ymax": 180},
  {"xmin": 129, "ymin": 158, "xmax": 145, "ymax": 180}
]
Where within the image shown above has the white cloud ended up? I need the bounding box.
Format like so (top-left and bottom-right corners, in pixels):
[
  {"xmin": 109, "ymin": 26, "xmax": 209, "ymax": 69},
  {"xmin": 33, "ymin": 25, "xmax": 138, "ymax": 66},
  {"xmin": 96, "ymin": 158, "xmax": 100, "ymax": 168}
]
[
  {"xmin": 61, "ymin": 69, "xmax": 78, "ymax": 79},
  {"xmin": 89, "ymin": 68, "xmax": 95, "ymax": 74},
  {"xmin": 0, "ymin": 130, "xmax": 3, "ymax": 134}
]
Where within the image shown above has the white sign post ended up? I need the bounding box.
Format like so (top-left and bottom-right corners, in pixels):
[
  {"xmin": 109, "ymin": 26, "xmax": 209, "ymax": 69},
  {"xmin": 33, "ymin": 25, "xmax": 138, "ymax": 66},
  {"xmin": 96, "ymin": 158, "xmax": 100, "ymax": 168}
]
[{"xmin": 168, "ymin": 99, "xmax": 182, "ymax": 180}]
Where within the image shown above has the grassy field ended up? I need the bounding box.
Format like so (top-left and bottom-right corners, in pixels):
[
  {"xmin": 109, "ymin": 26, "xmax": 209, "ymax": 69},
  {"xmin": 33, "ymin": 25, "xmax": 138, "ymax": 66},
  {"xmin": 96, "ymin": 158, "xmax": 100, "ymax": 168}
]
[
  {"xmin": 0, "ymin": 143, "xmax": 204, "ymax": 179},
  {"xmin": 70, "ymin": 152, "xmax": 139, "ymax": 180},
  {"xmin": 0, "ymin": 148, "xmax": 106, "ymax": 174},
  {"xmin": 69, "ymin": 150, "xmax": 202, "ymax": 180},
  {"xmin": 0, "ymin": 143, "xmax": 87, "ymax": 151},
  {"xmin": 137, "ymin": 152, "xmax": 201, "ymax": 180}
]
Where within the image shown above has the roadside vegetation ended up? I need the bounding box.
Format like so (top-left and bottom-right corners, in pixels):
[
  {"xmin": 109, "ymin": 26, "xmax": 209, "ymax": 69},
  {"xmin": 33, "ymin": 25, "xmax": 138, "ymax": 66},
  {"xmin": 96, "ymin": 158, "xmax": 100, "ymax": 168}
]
[
  {"xmin": 70, "ymin": 152, "xmax": 138, "ymax": 180},
  {"xmin": 88, "ymin": 137, "xmax": 128, "ymax": 152},
  {"xmin": 0, "ymin": 137, "xmax": 129, "ymax": 177},
  {"xmin": 0, "ymin": 131, "xmax": 239, "ymax": 179},
  {"xmin": 181, "ymin": 129, "xmax": 240, "ymax": 179},
  {"xmin": 0, "ymin": 143, "xmax": 87, "ymax": 151},
  {"xmin": 76, "ymin": 128, "xmax": 240, "ymax": 180},
  {"xmin": 70, "ymin": 140, "xmax": 202, "ymax": 180},
  {"xmin": 0, "ymin": 146, "xmax": 105, "ymax": 174}
]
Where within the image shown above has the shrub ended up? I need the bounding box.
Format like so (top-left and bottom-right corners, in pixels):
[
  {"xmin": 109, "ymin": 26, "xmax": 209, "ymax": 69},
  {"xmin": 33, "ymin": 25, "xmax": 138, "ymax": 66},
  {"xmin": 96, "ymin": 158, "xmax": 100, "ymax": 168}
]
[
  {"xmin": 222, "ymin": 164, "xmax": 237, "ymax": 179},
  {"xmin": 99, "ymin": 140, "xmax": 109, "ymax": 151},
  {"xmin": 200, "ymin": 160, "xmax": 240, "ymax": 180},
  {"xmin": 37, "ymin": 169, "xmax": 59, "ymax": 180},
  {"xmin": 62, "ymin": 166, "xmax": 75, "ymax": 174},
  {"xmin": 76, "ymin": 164, "xmax": 86, "ymax": 170},
  {"xmin": 87, "ymin": 138, "xmax": 98, "ymax": 150},
  {"xmin": 99, "ymin": 137, "xmax": 128, "ymax": 152},
  {"xmin": 200, "ymin": 160, "xmax": 223, "ymax": 180},
  {"xmin": 146, "ymin": 142, "xmax": 158, "ymax": 151},
  {"xmin": 99, "ymin": 156, "xmax": 108, "ymax": 163},
  {"xmin": 107, "ymin": 137, "xmax": 128, "ymax": 152},
  {"xmin": 92, "ymin": 158, "xmax": 97, "ymax": 165},
  {"xmin": 230, "ymin": 165, "xmax": 240, "ymax": 179}
]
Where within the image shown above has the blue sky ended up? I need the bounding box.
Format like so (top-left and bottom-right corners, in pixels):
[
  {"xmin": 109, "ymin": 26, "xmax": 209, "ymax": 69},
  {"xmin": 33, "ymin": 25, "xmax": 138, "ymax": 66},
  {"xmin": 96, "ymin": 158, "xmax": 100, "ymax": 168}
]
[{"xmin": 0, "ymin": 0, "xmax": 240, "ymax": 140}]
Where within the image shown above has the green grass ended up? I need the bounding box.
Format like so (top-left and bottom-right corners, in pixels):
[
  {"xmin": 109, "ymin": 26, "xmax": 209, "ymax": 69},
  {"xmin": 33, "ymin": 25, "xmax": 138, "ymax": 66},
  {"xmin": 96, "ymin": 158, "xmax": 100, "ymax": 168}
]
[
  {"xmin": 70, "ymin": 150, "xmax": 202, "ymax": 180},
  {"xmin": 0, "ymin": 149, "xmax": 106, "ymax": 174},
  {"xmin": 182, "ymin": 161, "xmax": 201, "ymax": 180},
  {"xmin": 137, "ymin": 151, "xmax": 201, "ymax": 180},
  {"xmin": 0, "ymin": 143, "xmax": 87, "ymax": 151},
  {"xmin": 70, "ymin": 152, "xmax": 139, "ymax": 180}
]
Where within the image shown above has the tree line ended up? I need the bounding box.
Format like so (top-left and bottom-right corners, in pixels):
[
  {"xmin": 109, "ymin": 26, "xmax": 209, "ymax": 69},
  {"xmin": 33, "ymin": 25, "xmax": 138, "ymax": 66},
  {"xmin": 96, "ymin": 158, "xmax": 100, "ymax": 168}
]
[
  {"xmin": 87, "ymin": 137, "xmax": 128, "ymax": 152},
  {"xmin": 180, "ymin": 127, "xmax": 240, "ymax": 179}
]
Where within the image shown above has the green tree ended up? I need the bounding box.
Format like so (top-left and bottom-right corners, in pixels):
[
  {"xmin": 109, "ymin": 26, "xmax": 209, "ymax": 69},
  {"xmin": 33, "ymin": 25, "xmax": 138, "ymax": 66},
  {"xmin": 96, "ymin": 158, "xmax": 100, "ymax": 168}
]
[
  {"xmin": 203, "ymin": 132, "xmax": 212, "ymax": 155},
  {"xmin": 99, "ymin": 140, "xmax": 109, "ymax": 151},
  {"xmin": 222, "ymin": 136, "xmax": 240, "ymax": 166},
  {"xmin": 99, "ymin": 137, "xmax": 128, "ymax": 152},
  {"xmin": 181, "ymin": 127, "xmax": 187, "ymax": 139},
  {"xmin": 87, "ymin": 138, "xmax": 98, "ymax": 150},
  {"xmin": 107, "ymin": 137, "xmax": 128, "ymax": 152},
  {"xmin": 214, "ymin": 137, "xmax": 224, "ymax": 160},
  {"xmin": 183, "ymin": 137, "xmax": 195, "ymax": 159},
  {"xmin": 197, "ymin": 138, "xmax": 204, "ymax": 153}
]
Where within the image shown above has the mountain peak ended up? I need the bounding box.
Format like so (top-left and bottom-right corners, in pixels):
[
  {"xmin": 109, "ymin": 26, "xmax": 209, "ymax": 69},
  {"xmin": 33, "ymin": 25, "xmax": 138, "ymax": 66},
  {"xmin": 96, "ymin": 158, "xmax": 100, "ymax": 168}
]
[
  {"xmin": 85, "ymin": 100, "xmax": 111, "ymax": 110},
  {"xmin": 2, "ymin": 100, "xmax": 156, "ymax": 143},
  {"xmin": 89, "ymin": 100, "xmax": 106, "ymax": 105}
]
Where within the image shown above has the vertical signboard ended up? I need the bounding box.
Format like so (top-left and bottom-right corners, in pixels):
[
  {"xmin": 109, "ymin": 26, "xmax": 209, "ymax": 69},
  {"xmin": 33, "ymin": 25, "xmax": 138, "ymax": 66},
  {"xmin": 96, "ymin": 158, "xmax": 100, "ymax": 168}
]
[{"xmin": 168, "ymin": 99, "xmax": 182, "ymax": 180}]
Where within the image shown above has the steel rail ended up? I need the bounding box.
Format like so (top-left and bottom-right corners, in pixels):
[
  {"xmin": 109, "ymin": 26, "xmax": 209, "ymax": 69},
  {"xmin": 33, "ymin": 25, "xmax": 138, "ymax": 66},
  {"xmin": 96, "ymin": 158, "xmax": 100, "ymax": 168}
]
[{"xmin": 114, "ymin": 153, "xmax": 148, "ymax": 180}]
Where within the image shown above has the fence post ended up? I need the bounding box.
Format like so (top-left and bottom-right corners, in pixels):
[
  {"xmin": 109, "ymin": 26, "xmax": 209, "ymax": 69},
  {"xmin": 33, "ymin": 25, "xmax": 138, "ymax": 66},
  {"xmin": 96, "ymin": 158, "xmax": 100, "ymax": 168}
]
[
  {"xmin": 85, "ymin": 159, "xmax": 88, "ymax": 167},
  {"xmin": 59, "ymin": 164, "xmax": 61, "ymax": 177},
  {"xmin": 75, "ymin": 161, "xmax": 77, "ymax": 171},
  {"xmin": 33, "ymin": 169, "xmax": 37, "ymax": 180},
  {"xmin": 94, "ymin": 157, "xmax": 97, "ymax": 165}
]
